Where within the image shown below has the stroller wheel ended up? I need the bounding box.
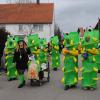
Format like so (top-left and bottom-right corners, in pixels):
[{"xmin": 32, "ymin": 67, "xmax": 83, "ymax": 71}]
[
  {"xmin": 47, "ymin": 76, "xmax": 50, "ymax": 82},
  {"xmin": 39, "ymin": 82, "xmax": 42, "ymax": 86},
  {"xmin": 30, "ymin": 79, "xmax": 34, "ymax": 86},
  {"xmin": 38, "ymin": 81, "xmax": 42, "ymax": 86},
  {"xmin": 37, "ymin": 80, "xmax": 42, "ymax": 86},
  {"xmin": 47, "ymin": 72, "xmax": 50, "ymax": 82}
]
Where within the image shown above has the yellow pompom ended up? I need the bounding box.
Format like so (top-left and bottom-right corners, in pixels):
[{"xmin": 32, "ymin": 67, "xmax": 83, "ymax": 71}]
[
  {"xmin": 93, "ymin": 56, "xmax": 96, "ymax": 62},
  {"xmin": 36, "ymin": 60, "xmax": 40, "ymax": 64},
  {"xmin": 56, "ymin": 56, "xmax": 58, "ymax": 60},
  {"xmin": 5, "ymin": 56, "xmax": 8, "ymax": 60},
  {"xmin": 93, "ymin": 67, "xmax": 98, "ymax": 72},
  {"xmin": 63, "ymin": 41, "xmax": 65, "ymax": 45},
  {"xmin": 14, "ymin": 43, "xmax": 16, "ymax": 47},
  {"xmin": 5, "ymin": 62, "xmax": 8, "ymax": 66},
  {"xmin": 78, "ymin": 77, "xmax": 83, "ymax": 81},
  {"xmin": 32, "ymin": 40, "xmax": 34, "ymax": 44},
  {"xmin": 62, "ymin": 56, "xmax": 65, "ymax": 61},
  {"xmin": 74, "ymin": 77, "xmax": 77, "ymax": 83},
  {"xmin": 73, "ymin": 48, "xmax": 75, "ymax": 51},
  {"xmin": 81, "ymin": 58, "xmax": 84, "ymax": 61},
  {"xmin": 37, "ymin": 54, "xmax": 39, "ymax": 57},
  {"xmin": 80, "ymin": 67, "xmax": 83, "ymax": 72},
  {"xmin": 73, "ymin": 57, "xmax": 77, "ymax": 62},
  {"xmin": 61, "ymin": 77, "xmax": 64, "ymax": 83},
  {"xmin": 56, "ymin": 62, "xmax": 59, "ymax": 65},
  {"xmin": 81, "ymin": 48, "xmax": 85, "ymax": 54},
  {"xmin": 70, "ymin": 40, "xmax": 74, "ymax": 46},
  {"xmin": 5, "ymin": 42, "xmax": 7, "ymax": 46},
  {"xmin": 15, "ymin": 71, "xmax": 18, "ymax": 76},
  {"xmin": 93, "ymin": 78, "xmax": 99, "ymax": 81},
  {"xmin": 92, "ymin": 37, "xmax": 97, "ymax": 42},
  {"xmin": 35, "ymin": 47, "xmax": 37, "ymax": 50},
  {"xmin": 75, "ymin": 67, "xmax": 78, "ymax": 73},
  {"xmin": 62, "ymin": 67, "xmax": 65, "ymax": 72},
  {"xmin": 7, "ymin": 71, "xmax": 9, "ymax": 76}
]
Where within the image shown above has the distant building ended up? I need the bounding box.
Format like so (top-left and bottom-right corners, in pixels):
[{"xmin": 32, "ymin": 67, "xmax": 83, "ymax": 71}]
[
  {"xmin": 77, "ymin": 27, "xmax": 85, "ymax": 38},
  {"xmin": 94, "ymin": 19, "xmax": 100, "ymax": 30},
  {"xmin": 0, "ymin": 3, "xmax": 54, "ymax": 42}
]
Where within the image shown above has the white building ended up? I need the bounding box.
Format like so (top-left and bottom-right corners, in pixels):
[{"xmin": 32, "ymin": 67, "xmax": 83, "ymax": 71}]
[{"xmin": 0, "ymin": 2, "xmax": 54, "ymax": 42}]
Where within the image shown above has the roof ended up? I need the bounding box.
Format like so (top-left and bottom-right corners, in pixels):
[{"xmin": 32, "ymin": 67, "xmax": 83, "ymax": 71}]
[
  {"xmin": 0, "ymin": 3, "xmax": 54, "ymax": 24},
  {"xmin": 94, "ymin": 19, "xmax": 100, "ymax": 29}
]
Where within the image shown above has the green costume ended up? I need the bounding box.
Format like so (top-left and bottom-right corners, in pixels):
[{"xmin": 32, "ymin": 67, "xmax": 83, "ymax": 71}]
[
  {"xmin": 95, "ymin": 30, "xmax": 100, "ymax": 73},
  {"xmin": 5, "ymin": 35, "xmax": 17, "ymax": 81},
  {"xmin": 96, "ymin": 48, "xmax": 100, "ymax": 72},
  {"xmin": 39, "ymin": 38, "xmax": 48, "ymax": 64},
  {"xmin": 27, "ymin": 34, "xmax": 40, "ymax": 61},
  {"xmin": 27, "ymin": 34, "xmax": 41, "ymax": 74},
  {"xmin": 50, "ymin": 36, "xmax": 60, "ymax": 70},
  {"xmin": 62, "ymin": 32, "xmax": 79, "ymax": 90},
  {"xmin": 81, "ymin": 30, "xmax": 99, "ymax": 90}
]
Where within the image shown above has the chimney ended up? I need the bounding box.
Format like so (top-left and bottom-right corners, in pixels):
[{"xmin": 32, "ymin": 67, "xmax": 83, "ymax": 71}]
[{"xmin": 37, "ymin": 0, "xmax": 40, "ymax": 4}]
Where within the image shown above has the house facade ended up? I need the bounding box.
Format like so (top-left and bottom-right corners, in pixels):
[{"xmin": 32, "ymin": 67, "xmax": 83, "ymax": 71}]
[{"xmin": 0, "ymin": 3, "xmax": 54, "ymax": 42}]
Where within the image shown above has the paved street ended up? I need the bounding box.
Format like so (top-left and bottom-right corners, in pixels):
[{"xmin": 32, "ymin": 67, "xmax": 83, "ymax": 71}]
[{"xmin": 0, "ymin": 66, "xmax": 100, "ymax": 100}]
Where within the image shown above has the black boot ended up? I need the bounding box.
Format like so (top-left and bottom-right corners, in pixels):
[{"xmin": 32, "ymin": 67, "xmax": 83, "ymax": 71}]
[
  {"xmin": 18, "ymin": 81, "xmax": 25, "ymax": 88},
  {"xmin": 53, "ymin": 68, "xmax": 57, "ymax": 71},
  {"xmin": 70, "ymin": 85, "xmax": 76, "ymax": 88},
  {"xmin": 64, "ymin": 85, "xmax": 69, "ymax": 90},
  {"xmin": 98, "ymin": 70, "xmax": 100, "ymax": 73}
]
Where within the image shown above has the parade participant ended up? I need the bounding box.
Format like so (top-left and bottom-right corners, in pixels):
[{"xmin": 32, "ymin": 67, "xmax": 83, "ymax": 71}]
[
  {"xmin": 13, "ymin": 40, "xmax": 31, "ymax": 88},
  {"xmin": 50, "ymin": 36, "xmax": 60, "ymax": 71},
  {"xmin": 96, "ymin": 43, "xmax": 100, "ymax": 73},
  {"xmin": 62, "ymin": 32, "xmax": 79, "ymax": 90},
  {"xmin": 80, "ymin": 30, "xmax": 99, "ymax": 90},
  {"xmin": 27, "ymin": 34, "xmax": 40, "ymax": 61},
  {"xmin": 0, "ymin": 28, "xmax": 10, "ymax": 72},
  {"xmin": 39, "ymin": 38, "xmax": 48, "ymax": 64},
  {"xmin": 5, "ymin": 35, "xmax": 18, "ymax": 81}
]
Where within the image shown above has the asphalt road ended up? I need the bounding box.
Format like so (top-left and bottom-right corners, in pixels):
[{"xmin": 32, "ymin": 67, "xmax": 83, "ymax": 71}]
[
  {"xmin": 0, "ymin": 70, "xmax": 100, "ymax": 100},
  {"xmin": 0, "ymin": 56, "xmax": 100, "ymax": 100}
]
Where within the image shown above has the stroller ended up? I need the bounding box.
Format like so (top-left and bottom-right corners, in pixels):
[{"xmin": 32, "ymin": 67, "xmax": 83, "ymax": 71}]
[{"xmin": 28, "ymin": 55, "xmax": 50, "ymax": 86}]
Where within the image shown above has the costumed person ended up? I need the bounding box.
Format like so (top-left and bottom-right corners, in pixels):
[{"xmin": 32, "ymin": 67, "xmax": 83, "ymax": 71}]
[
  {"xmin": 95, "ymin": 30, "xmax": 100, "ymax": 73},
  {"xmin": 39, "ymin": 38, "xmax": 48, "ymax": 64},
  {"xmin": 50, "ymin": 36, "xmax": 60, "ymax": 71},
  {"xmin": 0, "ymin": 27, "xmax": 10, "ymax": 72},
  {"xmin": 28, "ymin": 55, "xmax": 41, "ymax": 86},
  {"xmin": 13, "ymin": 40, "xmax": 31, "ymax": 88},
  {"xmin": 27, "ymin": 34, "xmax": 40, "ymax": 61},
  {"xmin": 39, "ymin": 38, "xmax": 49, "ymax": 81},
  {"xmin": 96, "ymin": 43, "xmax": 100, "ymax": 73},
  {"xmin": 80, "ymin": 30, "xmax": 99, "ymax": 90},
  {"xmin": 5, "ymin": 35, "xmax": 18, "ymax": 81},
  {"xmin": 62, "ymin": 32, "xmax": 79, "ymax": 90}
]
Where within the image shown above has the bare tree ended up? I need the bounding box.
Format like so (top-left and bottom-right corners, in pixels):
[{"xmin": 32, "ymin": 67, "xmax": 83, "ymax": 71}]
[
  {"xmin": 54, "ymin": 24, "xmax": 62, "ymax": 41},
  {"xmin": 7, "ymin": 0, "xmax": 36, "ymax": 3}
]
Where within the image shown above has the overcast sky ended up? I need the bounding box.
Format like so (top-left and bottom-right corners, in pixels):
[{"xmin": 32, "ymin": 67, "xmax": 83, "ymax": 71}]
[{"xmin": 0, "ymin": 0, "xmax": 100, "ymax": 32}]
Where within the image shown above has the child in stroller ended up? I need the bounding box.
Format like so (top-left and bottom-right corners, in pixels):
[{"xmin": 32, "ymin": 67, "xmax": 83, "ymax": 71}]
[{"xmin": 28, "ymin": 55, "xmax": 50, "ymax": 86}]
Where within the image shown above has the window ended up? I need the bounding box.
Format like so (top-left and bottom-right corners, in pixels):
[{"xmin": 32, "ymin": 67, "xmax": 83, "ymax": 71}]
[
  {"xmin": 34, "ymin": 24, "xmax": 39, "ymax": 31},
  {"xmin": 33, "ymin": 24, "xmax": 43, "ymax": 32},
  {"xmin": 0, "ymin": 24, "xmax": 5, "ymax": 28},
  {"xmin": 19, "ymin": 24, "xmax": 23, "ymax": 31},
  {"xmin": 39, "ymin": 24, "xmax": 43, "ymax": 31}
]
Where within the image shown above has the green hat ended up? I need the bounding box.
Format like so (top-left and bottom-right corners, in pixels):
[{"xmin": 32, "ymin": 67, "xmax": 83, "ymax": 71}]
[
  {"xmin": 27, "ymin": 34, "xmax": 40, "ymax": 47},
  {"xmin": 82, "ymin": 30, "xmax": 99, "ymax": 49},
  {"xmin": 50, "ymin": 36, "xmax": 59, "ymax": 46}
]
